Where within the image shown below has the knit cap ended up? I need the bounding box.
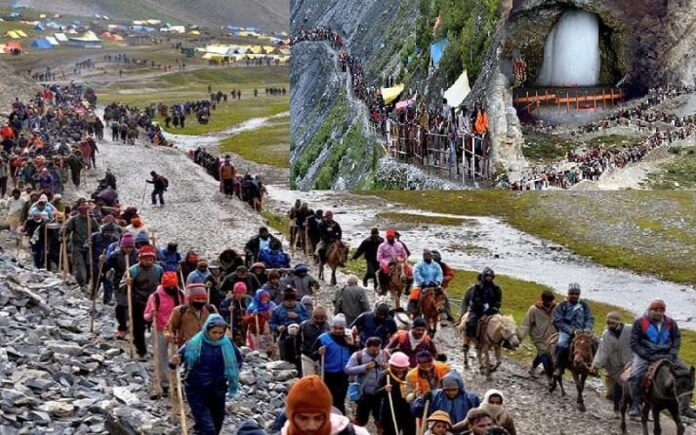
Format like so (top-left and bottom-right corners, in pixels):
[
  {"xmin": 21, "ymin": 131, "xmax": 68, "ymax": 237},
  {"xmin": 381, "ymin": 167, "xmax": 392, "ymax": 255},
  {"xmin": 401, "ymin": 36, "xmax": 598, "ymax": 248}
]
[
  {"xmin": 412, "ymin": 317, "xmax": 427, "ymax": 328},
  {"xmin": 416, "ymin": 350, "xmax": 433, "ymax": 363},
  {"xmin": 138, "ymin": 245, "xmax": 156, "ymax": 258},
  {"xmin": 161, "ymin": 271, "xmax": 178, "ymax": 288},
  {"xmin": 233, "ymin": 282, "xmax": 247, "ymax": 295},
  {"xmin": 286, "ymin": 375, "xmax": 332, "ymax": 435},
  {"xmin": 186, "ymin": 283, "xmax": 208, "ymax": 302},
  {"xmin": 120, "ymin": 233, "xmax": 135, "ymax": 248},
  {"xmin": 331, "ymin": 313, "xmax": 346, "ymax": 328}
]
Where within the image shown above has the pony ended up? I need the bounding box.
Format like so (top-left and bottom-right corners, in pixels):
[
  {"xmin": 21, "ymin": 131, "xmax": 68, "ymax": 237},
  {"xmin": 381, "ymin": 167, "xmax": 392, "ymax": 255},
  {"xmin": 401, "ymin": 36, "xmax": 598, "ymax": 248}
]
[
  {"xmin": 549, "ymin": 330, "xmax": 595, "ymax": 412},
  {"xmin": 385, "ymin": 259, "xmax": 408, "ymax": 310},
  {"xmin": 318, "ymin": 240, "xmax": 348, "ymax": 285},
  {"xmin": 419, "ymin": 286, "xmax": 448, "ymax": 338},
  {"xmin": 457, "ymin": 313, "xmax": 520, "ymax": 380},
  {"xmin": 621, "ymin": 359, "xmax": 694, "ymax": 435}
]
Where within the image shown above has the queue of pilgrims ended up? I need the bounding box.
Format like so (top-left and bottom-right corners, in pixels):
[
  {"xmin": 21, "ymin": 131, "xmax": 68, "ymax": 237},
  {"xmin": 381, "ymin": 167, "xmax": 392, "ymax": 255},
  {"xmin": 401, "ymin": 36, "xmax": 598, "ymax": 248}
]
[{"xmin": 3, "ymin": 82, "xmax": 695, "ymax": 435}]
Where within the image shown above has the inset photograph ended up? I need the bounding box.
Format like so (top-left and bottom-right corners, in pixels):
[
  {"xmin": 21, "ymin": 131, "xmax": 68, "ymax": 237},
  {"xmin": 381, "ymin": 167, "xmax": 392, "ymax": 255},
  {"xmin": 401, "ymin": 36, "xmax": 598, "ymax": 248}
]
[{"xmin": 290, "ymin": 0, "xmax": 696, "ymax": 190}]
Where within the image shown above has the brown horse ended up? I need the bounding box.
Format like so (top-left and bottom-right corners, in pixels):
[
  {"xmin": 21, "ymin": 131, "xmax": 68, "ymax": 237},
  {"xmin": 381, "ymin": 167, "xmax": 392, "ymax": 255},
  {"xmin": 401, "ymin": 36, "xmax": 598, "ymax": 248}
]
[
  {"xmin": 621, "ymin": 359, "xmax": 694, "ymax": 435},
  {"xmin": 419, "ymin": 287, "xmax": 448, "ymax": 338},
  {"xmin": 318, "ymin": 241, "xmax": 348, "ymax": 285},
  {"xmin": 457, "ymin": 314, "xmax": 520, "ymax": 380},
  {"xmin": 550, "ymin": 330, "xmax": 595, "ymax": 412},
  {"xmin": 385, "ymin": 259, "xmax": 408, "ymax": 310}
]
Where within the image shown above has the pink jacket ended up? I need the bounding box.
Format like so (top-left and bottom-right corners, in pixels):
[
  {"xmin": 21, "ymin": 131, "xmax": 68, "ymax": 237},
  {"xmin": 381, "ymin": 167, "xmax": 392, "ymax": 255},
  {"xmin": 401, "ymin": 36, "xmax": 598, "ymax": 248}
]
[
  {"xmin": 377, "ymin": 240, "xmax": 409, "ymax": 266},
  {"xmin": 144, "ymin": 285, "xmax": 187, "ymax": 331}
]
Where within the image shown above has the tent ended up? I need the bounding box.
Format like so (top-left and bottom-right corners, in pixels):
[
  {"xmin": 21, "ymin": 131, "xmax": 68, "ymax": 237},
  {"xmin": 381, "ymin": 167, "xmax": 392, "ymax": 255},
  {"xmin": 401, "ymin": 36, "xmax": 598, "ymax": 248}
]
[
  {"xmin": 395, "ymin": 98, "xmax": 415, "ymax": 112},
  {"xmin": 45, "ymin": 36, "xmax": 59, "ymax": 46},
  {"xmin": 16, "ymin": 30, "xmax": 27, "ymax": 37},
  {"xmin": 202, "ymin": 53, "xmax": 224, "ymax": 61},
  {"xmin": 4, "ymin": 41, "xmax": 22, "ymax": 53},
  {"xmin": 34, "ymin": 23, "xmax": 45, "ymax": 31},
  {"xmin": 72, "ymin": 30, "xmax": 100, "ymax": 41},
  {"xmin": 381, "ymin": 84, "xmax": 405, "ymax": 105},
  {"xmin": 189, "ymin": 30, "xmax": 200, "ymax": 35},
  {"xmin": 54, "ymin": 33, "xmax": 68, "ymax": 41},
  {"xmin": 7, "ymin": 31, "xmax": 20, "ymax": 39},
  {"xmin": 31, "ymin": 39, "xmax": 53, "ymax": 49},
  {"xmin": 430, "ymin": 37, "xmax": 448, "ymax": 66},
  {"xmin": 443, "ymin": 69, "xmax": 471, "ymax": 107},
  {"xmin": 46, "ymin": 21, "xmax": 62, "ymax": 29},
  {"xmin": 112, "ymin": 34, "xmax": 124, "ymax": 41}
]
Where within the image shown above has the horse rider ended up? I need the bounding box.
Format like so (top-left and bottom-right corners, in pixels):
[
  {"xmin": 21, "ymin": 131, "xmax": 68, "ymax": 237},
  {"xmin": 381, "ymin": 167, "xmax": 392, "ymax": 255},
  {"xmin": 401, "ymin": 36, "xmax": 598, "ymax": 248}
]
[
  {"xmin": 552, "ymin": 283, "xmax": 594, "ymax": 378},
  {"xmin": 460, "ymin": 267, "xmax": 502, "ymax": 355},
  {"xmin": 628, "ymin": 299, "xmax": 695, "ymax": 418},
  {"xmin": 431, "ymin": 250, "xmax": 454, "ymax": 289},
  {"xmin": 376, "ymin": 228, "xmax": 412, "ymax": 295},
  {"xmin": 409, "ymin": 250, "xmax": 454, "ymax": 323},
  {"xmin": 244, "ymin": 226, "xmax": 280, "ymax": 267},
  {"xmin": 314, "ymin": 210, "xmax": 342, "ymax": 263}
]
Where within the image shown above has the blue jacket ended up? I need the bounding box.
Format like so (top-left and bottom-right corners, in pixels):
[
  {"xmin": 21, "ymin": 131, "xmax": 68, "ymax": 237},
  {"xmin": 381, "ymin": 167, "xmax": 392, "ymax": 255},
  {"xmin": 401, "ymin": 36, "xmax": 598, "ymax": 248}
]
[
  {"xmin": 411, "ymin": 371, "xmax": 480, "ymax": 423},
  {"xmin": 179, "ymin": 340, "xmax": 243, "ymax": 388},
  {"xmin": 553, "ymin": 300, "xmax": 594, "ymax": 335},
  {"xmin": 158, "ymin": 248, "xmax": 182, "ymax": 272},
  {"xmin": 269, "ymin": 303, "xmax": 310, "ymax": 334},
  {"xmin": 259, "ymin": 248, "xmax": 291, "ymax": 269},
  {"xmin": 414, "ymin": 261, "xmax": 443, "ymax": 287},
  {"xmin": 351, "ymin": 311, "xmax": 397, "ymax": 347},
  {"xmin": 316, "ymin": 332, "xmax": 354, "ymax": 374},
  {"xmin": 186, "ymin": 268, "xmax": 212, "ymax": 285}
]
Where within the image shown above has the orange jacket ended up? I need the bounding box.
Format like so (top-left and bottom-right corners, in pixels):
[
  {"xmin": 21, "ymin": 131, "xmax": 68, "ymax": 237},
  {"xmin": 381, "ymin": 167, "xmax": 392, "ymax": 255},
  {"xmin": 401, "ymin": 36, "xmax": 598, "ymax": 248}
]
[
  {"xmin": 402, "ymin": 361, "xmax": 451, "ymax": 401},
  {"xmin": 474, "ymin": 110, "xmax": 489, "ymax": 135}
]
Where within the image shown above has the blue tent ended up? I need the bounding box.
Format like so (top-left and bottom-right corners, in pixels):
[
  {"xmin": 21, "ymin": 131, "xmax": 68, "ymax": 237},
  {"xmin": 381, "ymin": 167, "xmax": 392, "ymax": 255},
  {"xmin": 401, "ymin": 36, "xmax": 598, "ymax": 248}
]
[
  {"xmin": 8, "ymin": 12, "xmax": 21, "ymax": 18},
  {"xmin": 430, "ymin": 38, "xmax": 448, "ymax": 66},
  {"xmin": 31, "ymin": 39, "xmax": 53, "ymax": 49},
  {"xmin": 34, "ymin": 23, "xmax": 46, "ymax": 31}
]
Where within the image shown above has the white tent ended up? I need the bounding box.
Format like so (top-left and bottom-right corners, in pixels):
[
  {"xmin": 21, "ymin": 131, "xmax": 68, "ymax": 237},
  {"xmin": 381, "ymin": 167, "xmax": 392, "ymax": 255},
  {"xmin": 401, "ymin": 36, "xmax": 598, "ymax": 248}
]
[
  {"xmin": 45, "ymin": 36, "xmax": 59, "ymax": 45},
  {"xmin": 443, "ymin": 70, "xmax": 471, "ymax": 108},
  {"xmin": 54, "ymin": 32, "xmax": 68, "ymax": 41}
]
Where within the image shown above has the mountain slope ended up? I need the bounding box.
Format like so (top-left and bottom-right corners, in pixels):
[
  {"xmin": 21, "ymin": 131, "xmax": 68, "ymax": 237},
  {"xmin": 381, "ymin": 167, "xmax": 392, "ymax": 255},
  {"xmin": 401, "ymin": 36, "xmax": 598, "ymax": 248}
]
[{"xmin": 0, "ymin": 0, "xmax": 289, "ymax": 30}]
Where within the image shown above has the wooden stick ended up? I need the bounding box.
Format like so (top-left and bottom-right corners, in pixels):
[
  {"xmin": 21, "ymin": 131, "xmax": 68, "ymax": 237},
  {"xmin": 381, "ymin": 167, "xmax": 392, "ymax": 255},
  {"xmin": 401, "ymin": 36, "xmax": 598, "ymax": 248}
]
[
  {"xmin": 387, "ymin": 376, "xmax": 400, "ymax": 435},
  {"xmin": 43, "ymin": 222, "xmax": 48, "ymax": 270},
  {"xmin": 320, "ymin": 353, "xmax": 325, "ymax": 382},
  {"xmin": 168, "ymin": 344, "xmax": 179, "ymax": 420},
  {"xmin": 255, "ymin": 313, "xmax": 261, "ymax": 350},
  {"xmin": 152, "ymin": 303, "xmax": 163, "ymax": 396},
  {"xmin": 125, "ymin": 254, "xmax": 135, "ymax": 358},
  {"xmin": 90, "ymin": 249, "xmax": 107, "ymax": 333},
  {"xmin": 175, "ymin": 365, "xmax": 189, "ymax": 434},
  {"xmin": 62, "ymin": 233, "xmax": 70, "ymax": 279},
  {"xmin": 179, "ymin": 268, "xmax": 186, "ymax": 290},
  {"xmin": 141, "ymin": 181, "xmax": 148, "ymax": 206},
  {"xmin": 419, "ymin": 399, "xmax": 430, "ymax": 435},
  {"xmin": 87, "ymin": 215, "xmax": 93, "ymax": 293}
]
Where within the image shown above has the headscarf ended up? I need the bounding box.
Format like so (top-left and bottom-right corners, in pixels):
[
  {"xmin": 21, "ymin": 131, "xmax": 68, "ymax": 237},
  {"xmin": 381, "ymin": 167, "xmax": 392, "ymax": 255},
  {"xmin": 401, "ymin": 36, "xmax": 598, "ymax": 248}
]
[
  {"xmin": 246, "ymin": 289, "xmax": 275, "ymax": 314},
  {"xmin": 182, "ymin": 314, "xmax": 240, "ymax": 397}
]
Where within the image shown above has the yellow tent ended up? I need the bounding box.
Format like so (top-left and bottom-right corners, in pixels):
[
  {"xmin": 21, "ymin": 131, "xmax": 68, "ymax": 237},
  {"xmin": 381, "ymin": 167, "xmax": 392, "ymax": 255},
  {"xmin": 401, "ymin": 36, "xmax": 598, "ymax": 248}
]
[
  {"xmin": 381, "ymin": 84, "xmax": 405, "ymax": 105},
  {"xmin": 278, "ymin": 55, "xmax": 290, "ymax": 63},
  {"xmin": 16, "ymin": 30, "xmax": 28, "ymax": 38},
  {"xmin": 202, "ymin": 53, "xmax": 223, "ymax": 60},
  {"xmin": 262, "ymin": 45, "xmax": 276, "ymax": 54},
  {"xmin": 250, "ymin": 45, "xmax": 263, "ymax": 54},
  {"xmin": 7, "ymin": 31, "xmax": 20, "ymax": 39},
  {"xmin": 189, "ymin": 30, "xmax": 200, "ymax": 35}
]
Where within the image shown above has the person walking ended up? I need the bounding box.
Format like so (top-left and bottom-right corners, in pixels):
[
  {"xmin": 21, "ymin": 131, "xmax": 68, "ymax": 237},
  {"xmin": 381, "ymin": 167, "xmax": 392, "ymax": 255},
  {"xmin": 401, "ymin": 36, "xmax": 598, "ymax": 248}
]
[
  {"xmin": 591, "ymin": 312, "xmax": 632, "ymax": 414},
  {"xmin": 519, "ymin": 290, "xmax": 557, "ymax": 386},
  {"xmin": 146, "ymin": 171, "xmax": 168, "ymax": 206},
  {"xmin": 106, "ymin": 233, "xmax": 138, "ymax": 339},
  {"xmin": 170, "ymin": 314, "xmax": 243, "ymax": 435},
  {"xmin": 270, "ymin": 288, "xmax": 310, "ymax": 363},
  {"xmin": 344, "ymin": 336, "xmax": 388, "ymax": 430},
  {"xmin": 167, "ymin": 283, "xmax": 218, "ymax": 347},
  {"xmin": 351, "ymin": 228, "xmax": 383, "ymax": 289},
  {"xmin": 376, "ymin": 352, "xmax": 414, "ymax": 435},
  {"xmin": 297, "ymin": 305, "xmax": 329, "ymax": 377},
  {"xmin": 311, "ymin": 314, "xmax": 355, "ymax": 415},
  {"xmin": 63, "ymin": 203, "xmax": 99, "ymax": 287},
  {"xmin": 351, "ymin": 303, "xmax": 398, "ymax": 348},
  {"xmin": 333, "ymin": 275, "xmax": 371, "ymax": 325}
]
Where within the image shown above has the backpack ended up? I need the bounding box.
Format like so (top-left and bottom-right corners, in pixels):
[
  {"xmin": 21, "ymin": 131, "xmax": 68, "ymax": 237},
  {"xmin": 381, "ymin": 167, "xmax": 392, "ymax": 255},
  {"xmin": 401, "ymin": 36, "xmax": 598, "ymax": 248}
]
[
  {"xmin": 160, "ymin": 176, "xmax": 169, "ymax": 189},
  {"xmin": 348, "ymin": 351, "xmax": 366, "ymax": 401}
]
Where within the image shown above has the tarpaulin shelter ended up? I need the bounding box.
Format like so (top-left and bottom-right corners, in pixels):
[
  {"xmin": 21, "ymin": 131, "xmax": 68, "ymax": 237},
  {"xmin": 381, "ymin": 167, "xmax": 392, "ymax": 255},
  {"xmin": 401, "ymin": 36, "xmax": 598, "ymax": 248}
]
[
  {"xmin": 443, "ymin": 70, "xmax": 471, "ymax": 107},
  {"xmin": 4, "ymin": 41, "xmax": 22, "ymax": 53},
  {"xmin": 396, "ymin": 98, "xmax": 415, "ymax": 112},
  {"xmin": 45, "ymin": 36, "xmax": 59, "ymax": 46},
  {"xmin": 34, "ymin": 22, "xmax": 45, "ymax": 31},
  {"xmin": 430, "ymin": 37, "xmax": 448, "ymax": 66},
  {"xmin": 381, "ymin": 84, "xmax": 405, "ymax": 105},
  {"xmin": 16, "ymin": 30, "xmax": 27, "ymax": 37},
  {"xmin": 6, "ymin": 31, "xmax": 20, "ymax": 39},
  {"xmin": 54, "ymin": 33, "xmax": 68, "ymax": 41},
  {"xmin": 31, "ymin": 38, "xmax": 53, "ymax": 49}
]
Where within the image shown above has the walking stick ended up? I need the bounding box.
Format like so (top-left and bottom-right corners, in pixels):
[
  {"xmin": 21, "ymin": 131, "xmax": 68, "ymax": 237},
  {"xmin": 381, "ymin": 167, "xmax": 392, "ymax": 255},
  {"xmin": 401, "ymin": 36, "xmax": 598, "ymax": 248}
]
[
  {"xmin": 87, "ymin": 216, "xmax": 94, "ymax": 293},
  {"xmin": 418, "ymin": 400, "xmax": 430, "ymax": 435},
  {"xmin": 141, "ymin": 181, "xmax": 148, "ymax": 206},
  {"xmin": 152, "ymin": 304, "xmax": 163, "ymax": 396},
  {"xmin": 125, "ymin": 254, "xmax": 135, "ymax": 358},
  {"xmin": 15, "ymin": 234, "xmax": 23, "ymax": 258},
  {"xmin": 387, "ymin": 376, "xmax": 400, "ymax": 435},
  {"xmin": 254, "ymin": 313, "xmax": 261, "ymax": 349},
  {"xmin": 43, "ymin": 222, "xmax": 48, "ymax": 270},
  {"xmin": 179, "ymin": 269, "xmax": 186, "ymax": 290},
  {"xmin": 175, "ymin": 365, "xmax": 189, "ymax": 434},
  {"xmin": 320, "ymin": 353, "xmax": 325, "ymax": 382},
  {"xmin": 168, "ymin": 343, "xmax": 178, "ymax": 419},
  {"xmin": 90, "ymin": 249, "xmax": 107, "ymax": 333}
]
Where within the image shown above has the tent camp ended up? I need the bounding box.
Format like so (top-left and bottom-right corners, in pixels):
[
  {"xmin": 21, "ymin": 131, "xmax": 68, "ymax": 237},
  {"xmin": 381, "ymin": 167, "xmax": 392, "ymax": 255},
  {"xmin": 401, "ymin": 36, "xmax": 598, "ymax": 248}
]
[
  {"xmin": 34, "ymin": 22, "xmax": 45, "ymax": 31},
  {"xmin": 443, "ymin": 70, "xmax": 471, "ymax": 107},
  {"xmin": 54, "ymin": 33, "xmax": 68, "ymax": 42},
  {"xmin": 381, "ymin": 84, "xmax": 405, "ymax": 105},
  {"xmin": 430, "ymin": 38, "xmax": 448, "ymax": 66},
  {"xmin": 68, "ymin": 30, "xmax": 102, "ymax": 48},
  {"xmin": 4, "ymin": 41, "xmax": 22, "ymax": 54},
  {"xmin": 6, "ymin": 31, "xmax": 20, "ymax": 39},
  {"xmin": 16, "ymin": 30, "xmax": 27, "ymax": 37},
  {"xmin": 31, "ymin": 39, "xmax": 53, "ymax": 49},
  {"xmin": 45, "ymin": 36, "xmax": 59, "ymax": 46}
]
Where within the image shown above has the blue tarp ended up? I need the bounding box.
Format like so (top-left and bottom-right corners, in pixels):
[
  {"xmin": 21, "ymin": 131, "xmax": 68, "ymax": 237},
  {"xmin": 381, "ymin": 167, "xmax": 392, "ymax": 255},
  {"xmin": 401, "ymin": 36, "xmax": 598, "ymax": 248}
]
[
  {"xmin": 34, "ymin": 23, "xmax": 45, "ymax": 31},
  {"xmin": 9, "ymin": 12, "xmax": 21, "ymax": 18},
  {"xmin": 46, "ymin": 22, "xmax": 62, "ymax": 29},
  {"xmin": 430, "ymin": 38, "xmax": 448, "ymax": 66},
  {"xmin": 31, "ymin": 39, "xmax": 53, "ymax": 49}
]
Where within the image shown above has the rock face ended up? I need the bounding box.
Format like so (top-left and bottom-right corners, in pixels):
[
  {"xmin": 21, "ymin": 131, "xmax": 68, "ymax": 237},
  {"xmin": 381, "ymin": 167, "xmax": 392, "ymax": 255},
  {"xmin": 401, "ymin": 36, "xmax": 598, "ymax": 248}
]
[{"xmin": 290, "ymin": 0, "xmax": 418, "ymax": 190}]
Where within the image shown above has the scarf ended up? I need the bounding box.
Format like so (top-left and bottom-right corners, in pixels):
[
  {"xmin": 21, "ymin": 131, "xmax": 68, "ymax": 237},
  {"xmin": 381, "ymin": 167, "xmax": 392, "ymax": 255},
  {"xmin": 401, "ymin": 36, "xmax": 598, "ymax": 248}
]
[
  {"xmin": 183, "ymin": 314, "xmax": 240, "ymax": 397},
  {"xmin": 246, "ymin": 289, "xmax": 275, "ymax": 314}
]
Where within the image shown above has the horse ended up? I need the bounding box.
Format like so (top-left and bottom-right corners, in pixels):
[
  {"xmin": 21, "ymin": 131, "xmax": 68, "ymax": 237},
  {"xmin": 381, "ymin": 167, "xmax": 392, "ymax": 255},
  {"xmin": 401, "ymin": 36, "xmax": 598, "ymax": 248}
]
[
  {"xmin": 384, "ymin": 259, "xmax": 408, "ymax": 310},
  {"xmin": 457, "ymin": 313, "xmax": 520, "ymax": 380},
  {"xmin": 620, "ymin": 359, "xmax": 694, "ymax": 435},
  {"xmin": 419, "ymin": 286, "xmax": 448, "ymax": 338},
  {"xmin": 549, "ymin": 330, "xmax": 595, "ymax": 412},
  {"xmin": 318, "ymin": 240, "xmax": 348, "ymax": 285}
]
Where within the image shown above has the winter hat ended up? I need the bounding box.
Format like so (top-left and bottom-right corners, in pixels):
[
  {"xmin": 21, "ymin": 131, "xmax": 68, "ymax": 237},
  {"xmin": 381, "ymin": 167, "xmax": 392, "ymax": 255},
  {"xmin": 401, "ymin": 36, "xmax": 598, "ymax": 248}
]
[
  {"xmin": 482, "ymin": 267, "xmax": 495, "ymax": 278},
  {"xmin": 161, "ymin": 271, "xmax": 178, "ymax": 289},
  {"xmin": 120, "ymin": 233, "xmax": 135, "ymax": 248},
  {"xmin": 606, "ymin": 312, "xmax": 621, "ymax": 322},
  {"xmin": 38, "ymin": 194, "xmax": 48, "ymax": 203},
  {"xmin": 131, "ymin": 217, "xmax": 143, "ymax": 227},
  {"xmin": 649, "ymin": 299, "xmax": 666, "ymax": 311},
  {"xmin": 412, "ymin": 317, "xmax": 427, "ymax": 329},
  {"xmin": 375, "ymin": 303, "xmax": 390, "ymax": 316},
  {"xmin": 283, "ymin": 288, "xmax": 297, "ymax": 301},
  {"xmin": 186, "ymin": 283, "xmax": 208, "ymax": 302},
  {"xmin": 294, "ymin": 263, "xmax": 308, "ymax": 273},
  {"xmin": 312, "ymin": 305, "xmax": 327, "ymax": 317},
  {"xmin": 426, "ymin": 410, "xmax": 452, "ymax": 427},
  {"xmin": 233, "ymin": 282, "xmax": 247, "ymax": 295},
  {"xmin": 331, "ymin": 313, "xmax": 346, "ymax": 328},
  {"xmin": 301, "ymin": 295, "xmax": 313, "ymax": 306},
  {"xmin": 416, "ymin": 350, "xmax": 433, "ymax": 363},
  {"xmin": 385, "ymin": 227, "xmax": 396, "ymax": 238},
  {"xmin": 250, "ymin": 262, "xmax": 266, "ymax": 271},
  {"xmin": 135, "ymin": 231, "xmax": 150, "ymax": 245},
  {"xmin": 286, "ymin": 376, "xmax": 332, "ymax": 435},
  {"xmin": 568, "ymin": 282, "xmax": 581, "ymax": 294},
  {"xmin": 388, "ymin": 352, "xmax": 410, "ymax": 368},
  {"xmin": 484, "ymin": 389, "xmax": 505, "ymax": 404},
  {"xmin": 138, "ymin": 245, "xmax": 156, "ymax": 259}
]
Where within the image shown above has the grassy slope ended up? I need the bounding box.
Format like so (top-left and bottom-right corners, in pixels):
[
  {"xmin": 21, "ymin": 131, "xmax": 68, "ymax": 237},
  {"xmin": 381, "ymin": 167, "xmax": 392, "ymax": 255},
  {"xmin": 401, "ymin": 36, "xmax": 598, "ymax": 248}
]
[
  {"xmin": 219, "ymin": 115, "xmax": 289, "ymax": 168},
  {"xmin": 260, "ymin": 210, "xmax": 696, "ymax": 368},
  {"xmin": 645, "ymin": 152, "xmax": 696, "ymax": 190}
]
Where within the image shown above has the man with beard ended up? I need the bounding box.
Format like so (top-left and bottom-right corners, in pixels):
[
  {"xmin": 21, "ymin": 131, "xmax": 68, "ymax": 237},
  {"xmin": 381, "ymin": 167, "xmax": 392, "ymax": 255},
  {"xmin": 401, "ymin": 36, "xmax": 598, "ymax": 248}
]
[
  {"xmin": 312, "ymin": 314, "xmax": 356, "ymax": 415},
  {"xmin": 314, "ymin": 210, "xmax": 342, "ymax": 263},
  {"xmin": 351, "ymin": 227, "xmax": 383, "ymax": 290},
  {"xmin": 386, "ymin": 317, "xmax": 438, "ymax": 368},
  {"xmin": 519, "ymin": 290, "xmax": 557, "ymax": 386},
  {"xmin": 591, "ymin": 312, "xmax": 632, "ymax": 415},
  {"xmin": 460, "ymin": 267, "xmax": 502, "ymax": 356},
  {"xmin": 351, "ymin": 303, "xmax": 398, "ymax": 348},
  {"xmin": 244, "ymin": 226, "xmax": 280, "ymax": 267},
  {"xmin": 552, "ymin": 283, "xmax": 593, "ymax": 378},
  {"xmin": 297, "ymin": 305, "xmax": 330, "ymax": 376}
]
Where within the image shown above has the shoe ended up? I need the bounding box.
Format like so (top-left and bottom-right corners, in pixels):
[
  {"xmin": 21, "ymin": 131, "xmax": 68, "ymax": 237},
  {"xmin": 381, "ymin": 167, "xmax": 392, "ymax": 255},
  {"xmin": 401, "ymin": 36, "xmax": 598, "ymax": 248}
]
[
  {"xmin": 628, "ymin": 406, "xmax": 641, "ymax": 418},
  {"xmin": 115, "ymin": 330, "xmax": 127, "ymax": 340},
  {"xmin": 528, "ymin": 367, "xmax": 538, "ymax": 378},
  {"xmin": 137, "ymin": 354, "xmax": 148, "ymax": 362}
]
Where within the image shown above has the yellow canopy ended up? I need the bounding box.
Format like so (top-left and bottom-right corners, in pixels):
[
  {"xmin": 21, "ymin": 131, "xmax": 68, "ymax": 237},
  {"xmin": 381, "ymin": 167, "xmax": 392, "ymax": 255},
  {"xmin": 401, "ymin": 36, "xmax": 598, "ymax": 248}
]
[
  {"xmin": 262, "ymin": 45, "xmax": 276, "ymax": 54},
  {"xmin": 7, "ymin": 31, "xmax": 20, "ymax": 39},
  {"xmin": 189, "ymin": 30, "xmax": 200, "ymax": 35},
  {"xmin": 202, "ymin": 53, "xmax": 223, "ymax": 60},
  {"xmin": 381, "ymin": 84, "xmax": 405, "ymax": 105},
  {"xmin": 250, "ymin": 45, "xmax": 263, "ymax": 54},
  {"xmin": 16, "ymin": 30, "xmax": 28, "ymax": 38}
]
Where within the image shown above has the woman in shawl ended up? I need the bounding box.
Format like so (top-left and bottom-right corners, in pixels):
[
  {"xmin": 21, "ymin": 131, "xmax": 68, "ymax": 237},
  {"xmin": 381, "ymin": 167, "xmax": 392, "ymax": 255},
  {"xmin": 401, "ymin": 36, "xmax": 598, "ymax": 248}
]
[
  {"xmin": 170, "ymin": 314, "xmax": 243, "ymax": 435},
  {"xmin": 244, "ymin": 288, "xmax": 276, "ymax": 358}
]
